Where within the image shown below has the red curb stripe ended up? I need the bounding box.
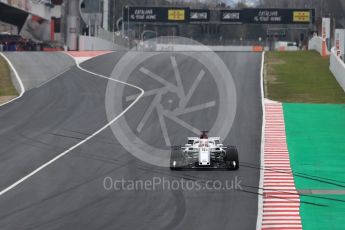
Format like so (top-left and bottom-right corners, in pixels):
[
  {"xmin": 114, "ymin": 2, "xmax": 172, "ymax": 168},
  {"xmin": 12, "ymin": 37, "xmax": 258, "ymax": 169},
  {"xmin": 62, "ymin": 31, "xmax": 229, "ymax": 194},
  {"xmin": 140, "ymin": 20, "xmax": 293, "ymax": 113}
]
[
  {"xmin": 261, "ymin": 102, "xmax": 302, "ymax": 230},
  {"xmin": 263, "ymin": 214, "xmax": 301, "ymax": 217}
]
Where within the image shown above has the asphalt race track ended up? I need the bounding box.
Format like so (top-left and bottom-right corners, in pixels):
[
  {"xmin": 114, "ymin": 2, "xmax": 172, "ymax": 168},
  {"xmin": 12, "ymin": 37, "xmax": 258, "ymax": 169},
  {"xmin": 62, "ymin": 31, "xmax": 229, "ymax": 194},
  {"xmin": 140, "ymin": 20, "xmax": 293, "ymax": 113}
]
[
  {"xmin": 0, "ymin": 51, "xmax": 262, "ymax": 230},
  {"xmin": 3, "ymin": 52, "xmax": 75, "ymax": 91}
]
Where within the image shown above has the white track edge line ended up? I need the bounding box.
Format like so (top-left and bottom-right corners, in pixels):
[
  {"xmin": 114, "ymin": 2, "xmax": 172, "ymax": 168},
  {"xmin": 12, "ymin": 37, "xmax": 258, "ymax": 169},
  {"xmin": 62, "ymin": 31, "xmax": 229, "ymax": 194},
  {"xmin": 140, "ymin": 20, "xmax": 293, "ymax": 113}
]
[
  {"xmin": 0, "ymin": 52, "xmax": 145, "ymax": 197},
  {"xmin": 256, "ymin": 51, "xmax": 265, "ymax": 230},
  {"xmin": 0, "ymin": 52, "xmax": 25, "ymax": 107}
]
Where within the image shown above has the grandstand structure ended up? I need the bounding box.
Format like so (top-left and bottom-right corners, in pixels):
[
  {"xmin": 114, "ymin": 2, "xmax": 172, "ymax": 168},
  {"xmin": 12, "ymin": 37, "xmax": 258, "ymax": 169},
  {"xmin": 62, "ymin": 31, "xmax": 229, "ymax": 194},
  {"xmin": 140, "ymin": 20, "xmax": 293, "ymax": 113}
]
[
  {"xmin": 0, "ymin": 0, "xmax": 124, "ymax": 51},
  {"xmin": 0, "ymin": 0, "xmax": 62, "ymax": 42}
]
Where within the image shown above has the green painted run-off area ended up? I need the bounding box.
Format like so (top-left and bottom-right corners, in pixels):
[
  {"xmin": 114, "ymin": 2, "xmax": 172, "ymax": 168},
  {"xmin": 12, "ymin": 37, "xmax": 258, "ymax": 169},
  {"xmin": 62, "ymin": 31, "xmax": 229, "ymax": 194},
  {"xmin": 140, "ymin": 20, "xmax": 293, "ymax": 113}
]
[
  {"xmin": 283, "ymin": 103, "xmax": 345, "ymax": 230},
  {"xmin": 265, "ymin": 50, "xmax": 345, "ymax": 229}
]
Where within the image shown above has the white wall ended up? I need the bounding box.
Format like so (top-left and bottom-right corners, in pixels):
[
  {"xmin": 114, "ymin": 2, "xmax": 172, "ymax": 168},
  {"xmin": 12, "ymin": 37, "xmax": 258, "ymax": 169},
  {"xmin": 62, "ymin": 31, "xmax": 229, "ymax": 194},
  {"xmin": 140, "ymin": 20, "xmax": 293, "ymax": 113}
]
[
  {"xmin": 275, "ymin": 42, "xmax": 298, "ymax": 51},
  {"xmin": 308, "ymin": 36, "xmax": 323, "ymax": 55},
  {"xmin": 330, "ymin": 47, "xmax": 345, "ymax": 92},
  {"xmin": 308, "ymin": 35, "xmax": 331, "ymax": 56},
  {"xmin": 309, "ymin": 36, "xmax": 345, "ymax": 92},
  {"xmin": 154, "ymin": 44, "xmax": 267, "ymax": 52},
  {"xmin": 78, "ymin": 35, "xmax": 126, "ymax": 51}
]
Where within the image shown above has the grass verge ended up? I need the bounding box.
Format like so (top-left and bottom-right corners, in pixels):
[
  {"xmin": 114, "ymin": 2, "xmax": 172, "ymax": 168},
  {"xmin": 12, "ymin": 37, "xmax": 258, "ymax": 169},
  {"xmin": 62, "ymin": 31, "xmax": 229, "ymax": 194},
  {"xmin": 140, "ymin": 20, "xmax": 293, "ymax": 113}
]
[
  {"xmin": 265, "ymin": 51, "xmax": 345, "ymax": 103},
  {"xmin": 0, "ymin": 55, "xmax": 17, "ymax": 103}
]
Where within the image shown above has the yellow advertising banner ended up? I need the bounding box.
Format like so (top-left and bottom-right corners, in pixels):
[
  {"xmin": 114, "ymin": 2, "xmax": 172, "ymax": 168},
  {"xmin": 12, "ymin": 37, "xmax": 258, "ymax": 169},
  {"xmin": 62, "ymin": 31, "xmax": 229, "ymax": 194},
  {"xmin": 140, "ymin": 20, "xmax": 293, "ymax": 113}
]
[
  {"xmin": 293, "ymin": 11, "xmax": 310, "ymax": 23},
  {"xmin": 168, "ymin": 9, "xmax": 185, "ymax": 21}
]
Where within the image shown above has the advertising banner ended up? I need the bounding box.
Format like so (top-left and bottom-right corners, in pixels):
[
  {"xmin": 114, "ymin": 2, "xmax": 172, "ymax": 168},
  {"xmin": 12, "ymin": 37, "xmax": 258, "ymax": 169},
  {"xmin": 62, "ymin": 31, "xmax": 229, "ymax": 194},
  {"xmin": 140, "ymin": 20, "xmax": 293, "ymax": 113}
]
[
  {"xmin": 123, "ymin": 7, "xmax": 189, "ymax": 23},
  {"xmin": 190, "ymin": 9, "xmax": 210, "ymax": 22},
  {"xmin": 221, "ymin": 9, "xmax": 314, "ymax": 24},
  {"xmin": 242, "ymin": 9, "xmax": 314, "ymax": 24},
  {"xmin": 124, "ymin": 7, "xmax": 315, "ymax": 25},
  {"xmin": 221, "ymin": 10, "xmax": 242, "ymax": 23},
  {"xmin": 293, "ymin": 11, "xmax": 311, "ymax": 23}
]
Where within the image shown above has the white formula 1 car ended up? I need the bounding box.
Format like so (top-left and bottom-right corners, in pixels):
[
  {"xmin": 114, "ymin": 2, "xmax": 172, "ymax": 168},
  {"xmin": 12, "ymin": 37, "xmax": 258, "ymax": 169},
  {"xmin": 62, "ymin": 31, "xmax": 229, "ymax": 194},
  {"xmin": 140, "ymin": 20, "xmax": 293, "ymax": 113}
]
[{"xmin": 170, "ymin": 132, "xmax": 239, "ymax": 170}]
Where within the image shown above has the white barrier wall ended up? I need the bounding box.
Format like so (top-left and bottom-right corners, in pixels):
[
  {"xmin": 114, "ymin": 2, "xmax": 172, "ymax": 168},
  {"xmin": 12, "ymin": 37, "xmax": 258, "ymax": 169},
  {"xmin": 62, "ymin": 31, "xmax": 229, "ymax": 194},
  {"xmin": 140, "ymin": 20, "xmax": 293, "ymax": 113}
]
[
  {"xmin": 308, "ymin": 36, "xmax": 323, "ymax": 55},
  {"xmin": 78, "ymin": 36, "xmax": 126, "ymax": 51},
  {"xmin": 330, "ymin": 48, "xmax": 345, "ymax": 92},
  {"xmin": 155, "ymin": 44, "xmax": 267, "ymax": 52}
]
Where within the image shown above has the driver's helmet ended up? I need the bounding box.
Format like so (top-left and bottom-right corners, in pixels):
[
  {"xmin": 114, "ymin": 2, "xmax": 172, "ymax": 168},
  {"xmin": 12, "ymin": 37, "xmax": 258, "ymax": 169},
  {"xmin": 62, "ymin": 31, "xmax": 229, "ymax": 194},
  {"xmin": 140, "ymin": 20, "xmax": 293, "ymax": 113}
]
[{"xmin": 200, "ymin": 131, "xmax": 208, "ymax": 139}]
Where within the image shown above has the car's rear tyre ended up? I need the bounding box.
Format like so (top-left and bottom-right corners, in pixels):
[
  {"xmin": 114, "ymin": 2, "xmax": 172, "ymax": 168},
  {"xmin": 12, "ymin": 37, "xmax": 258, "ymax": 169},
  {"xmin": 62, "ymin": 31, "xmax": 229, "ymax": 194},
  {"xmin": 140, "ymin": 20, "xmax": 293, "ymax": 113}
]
[{"xmin": 224, "ymin": 147, "xmax": 239, "ymax": 170}]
